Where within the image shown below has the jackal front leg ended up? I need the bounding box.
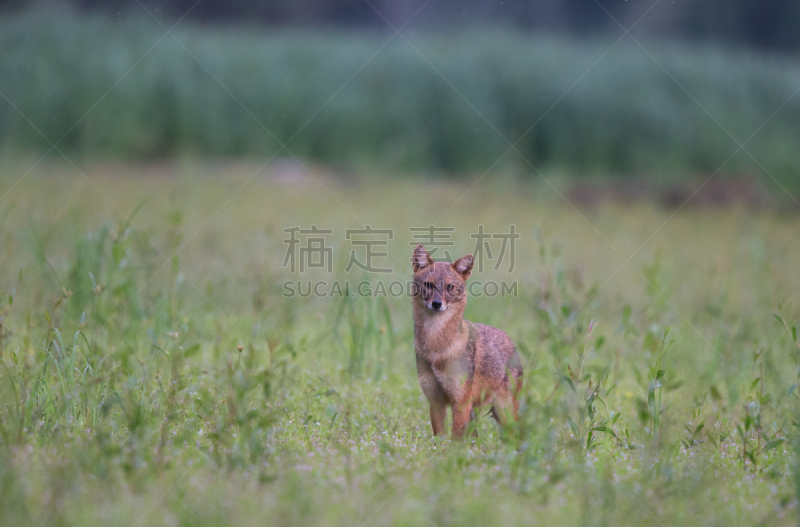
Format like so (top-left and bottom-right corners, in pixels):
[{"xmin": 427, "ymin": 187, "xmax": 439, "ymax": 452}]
[
  {"xmin": 451, "ymin": 403, "xmax": 473, "ymax": 439},
  {"xmin": 429, "ymin": 400, "xmax": 447, "ymax": 436}
]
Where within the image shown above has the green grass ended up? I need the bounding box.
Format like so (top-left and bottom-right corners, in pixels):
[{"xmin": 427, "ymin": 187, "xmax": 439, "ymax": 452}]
[
  {"xmin": 0, "ymin": 160, "xmax": 799, "ymax": 525},
  {"xmin": 2, "ymin": 9, "xmax": 800, "ymax": 187}
]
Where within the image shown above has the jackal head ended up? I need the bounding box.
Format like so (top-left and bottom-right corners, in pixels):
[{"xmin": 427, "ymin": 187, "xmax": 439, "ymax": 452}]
[{"xmin": 411, "ymin": 244, "xmax": 473, "ymax": 313}]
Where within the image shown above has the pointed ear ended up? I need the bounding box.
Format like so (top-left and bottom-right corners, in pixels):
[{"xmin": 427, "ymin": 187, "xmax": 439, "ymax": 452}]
[
  {"xmin": 412, "ymin": 245, "xmax": 433, "ymax": 272},
  {"xmin": 452, "ymin": 254, "xmax": 474, "ymax": 280}
]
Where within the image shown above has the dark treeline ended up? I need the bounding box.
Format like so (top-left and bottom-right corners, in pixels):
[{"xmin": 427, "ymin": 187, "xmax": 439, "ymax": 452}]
[{"xmin": 4, "ymin": 0, "xmax": 800, "ymax": 52}]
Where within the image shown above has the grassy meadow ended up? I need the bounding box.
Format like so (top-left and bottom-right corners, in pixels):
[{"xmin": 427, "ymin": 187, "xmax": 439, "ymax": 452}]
[{"xmin": 0, "ymin": 160, "xmax": 799, "ymax": 526}]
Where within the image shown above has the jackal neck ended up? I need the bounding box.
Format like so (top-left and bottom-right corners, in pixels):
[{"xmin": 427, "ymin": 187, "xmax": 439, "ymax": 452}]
[{"xmin": 413, "ymin": 302, "xmax": 469, "ymax": 361}]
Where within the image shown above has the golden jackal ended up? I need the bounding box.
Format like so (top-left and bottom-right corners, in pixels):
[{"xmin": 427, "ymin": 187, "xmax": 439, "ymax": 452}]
[{"xmin": 411, "ymin": 244, "xmax": 522, "ymax": 439}]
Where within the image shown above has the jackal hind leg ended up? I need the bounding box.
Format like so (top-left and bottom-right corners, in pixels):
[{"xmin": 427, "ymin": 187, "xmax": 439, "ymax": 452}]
[
  {"xmin": 467, "ymin": 409, "xmax": 478, "ymax": 438},
  {"xmin": 489, "ymin": 391, "xmax": 516, "ymax": 428}
]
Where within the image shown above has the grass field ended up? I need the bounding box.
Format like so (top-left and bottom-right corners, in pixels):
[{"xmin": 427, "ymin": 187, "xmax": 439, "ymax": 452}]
[{"xmin": 0, "ymin": 160, "xmax": 799, "ymax": 526}]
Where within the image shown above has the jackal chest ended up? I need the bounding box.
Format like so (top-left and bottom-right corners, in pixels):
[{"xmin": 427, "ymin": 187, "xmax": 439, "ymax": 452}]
[
  {"xmin": 417, "ymin": 357, "xmax": 469, "ymax": 402},
  {"xmin": 416, "ymin": 343, "xmax": 475, "ymax": 403},
  {"xmin": 432, "ymin": 358, "xmax": 472, "ymax": 397},
  {"xmin": 415, "ymin": 320, "xmax": 476, "ymax": 402}
]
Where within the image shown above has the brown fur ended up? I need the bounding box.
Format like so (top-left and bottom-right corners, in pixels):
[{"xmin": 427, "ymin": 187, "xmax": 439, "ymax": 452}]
[{"xmin": 411, "ymin": 244, "xmax": 523, "ymax": 439}]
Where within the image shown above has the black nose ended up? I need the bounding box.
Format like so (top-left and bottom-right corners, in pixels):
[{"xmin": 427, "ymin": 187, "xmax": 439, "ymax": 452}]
[{"xmin": 431, "ymin": 300, "xmax": 442, "ymax": 309}]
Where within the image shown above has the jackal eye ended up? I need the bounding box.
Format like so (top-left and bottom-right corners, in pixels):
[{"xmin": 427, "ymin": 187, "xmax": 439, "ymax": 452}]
[
  {"xmin": 446, "ymin": 283, "xmax": 455, "ymax": 293},
  {"xmin": 424, "ymin": 282, "xmax": 435, "ymax": 290}
]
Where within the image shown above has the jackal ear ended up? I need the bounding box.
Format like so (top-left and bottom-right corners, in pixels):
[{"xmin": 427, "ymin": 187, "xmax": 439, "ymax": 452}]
[
  {"xmin": 452, "ymin": 254, "xmax": 474, "ymax": 280},
  {"xmin": 412, "ymin": 245, "xmax": 433, "ymax": 272}
]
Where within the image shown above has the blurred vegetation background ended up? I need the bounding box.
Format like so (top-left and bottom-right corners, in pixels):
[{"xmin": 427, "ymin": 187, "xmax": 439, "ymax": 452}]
[{"xmin": 1, "ymin": 2, "xmax": 799, "ymax": 191}]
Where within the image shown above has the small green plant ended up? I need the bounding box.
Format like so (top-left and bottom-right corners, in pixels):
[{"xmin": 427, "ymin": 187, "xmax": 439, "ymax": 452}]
[
  {"xmin": 634, "ymin": 326, "xmax": 674, "ymax": 443},
  {"xmin": 333, "ymin": 291, "xmax": 394, "ymax": 379},
  {"xmin": 0, "ymin": 286, "xmax": 14, "ymax": 358},
  {"xmin": 774, "ymin": 303, "xmax": 800, "ymax": 401},
  {"xmin": 735, "ymin": 345, "xmax": 785, "ymax": 468},
  {"xmin": 705, "ymin": 411, "xmax": 731, "ymax": 454},
  {"xmin": 681, "ymin": 393, "xmax": 706, "ymax": 449},
  {"xmin": 561, "ymin": 320, "xmax": 619, "ymax": 450}
]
